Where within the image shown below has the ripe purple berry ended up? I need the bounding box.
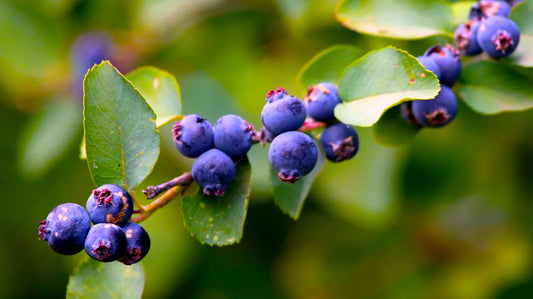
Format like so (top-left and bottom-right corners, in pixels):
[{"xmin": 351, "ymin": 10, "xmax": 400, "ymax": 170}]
[
  {"xmin": 38, "ymin": 203, "xmax": 91, "ymax": 255},
  {"xmin": 411, "ymin": 85, "xmax": 458, "ymax": 128},
  {"xmin": 416, "ymin": 56, "xmax": 442, "ymax": 80},
  {"xmin": 269, "ymin": 131, "xmax": 318, "ymax": 183},
  {"xmin": 320, "ymin": 123, "xmax": 359, "ymax": 162},
  {"xmin": 400, "ymin": 102, "xmax": 419, "ymax": 126},
  {"xmin": 172, "ymin": 114, "xmax": 214, "ymax": 158},
  {"xmin": 424, "ymin": 45, "xmax": 462, "ymax": 87},
  {"xmin": 304, "ymin": 83, "xmax": 341, "ymax": 122},
  {"xmin": 118, "ymin": 222, "xmax": 151, "ymax": 265},
  {"xmin": 85, "ymin": 223, "xmax": 127, "ymax": 262},
  {"xmin": 86, "ymin": 184, "xmax": 134, "ymax": 226},
  {"xmin": 213, "ymin": 114, "xmax": 254, "ymax": 159},
  {"xmin": 261, "ymin": 88, "xmax": 306, "ymax": 136},
  {"xmin": 192, "ymin": 149, "xmax": 236, "ymax": 196},
  {"xmin": 477, "ymin": 16, "xmax": 520, "ymax": 58},
  {"xmin": 454, "ymin": 20, "xmax": 483, "ymax": 56}
]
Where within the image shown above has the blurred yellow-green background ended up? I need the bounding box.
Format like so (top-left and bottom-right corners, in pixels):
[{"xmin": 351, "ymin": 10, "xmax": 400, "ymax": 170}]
[{"xmin": 2, "ymin": 0, "xmax": 533, "ymax": 298}]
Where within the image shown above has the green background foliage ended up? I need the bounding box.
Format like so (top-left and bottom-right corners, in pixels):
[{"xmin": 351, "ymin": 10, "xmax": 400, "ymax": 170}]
[{"xmin": 3, "ymin": 0, "xmax": 533, "ymax": 298}]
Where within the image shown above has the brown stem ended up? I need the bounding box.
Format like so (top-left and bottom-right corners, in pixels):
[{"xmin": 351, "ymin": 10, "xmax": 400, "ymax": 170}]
[
  {"xmin": 142, "ymin": 172, "xmax": 193, "ymax": 199},
  {"xmin": 131, "ymin": 184, "xmax": 191, "ymax": 223}
]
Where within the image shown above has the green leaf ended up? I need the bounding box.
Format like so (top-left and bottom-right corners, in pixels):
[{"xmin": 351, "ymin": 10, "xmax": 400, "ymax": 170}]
[
  {"xmin": 458, "ymin": 61, "xmax": 533, "ymax": 114},
  {"xmin": 84, "ymin": 61, "xmax": 160, "ymax": 189},
  {"xmin": 509, "ymin": 1, "xmax": 533, "ymax": 67},
  {"xmin": 182, "ymin": 157, "xmax": 252, "ymax": 246},
  {"xmin": 335, "ymin": 46, "xmax": 440, "ymax": 127},
  {"xmin": 270, "ymin": 138, "xmax": 326, "ymax": 219},
  {"xmin": 335, "ymin": 0, "xmax": 453, "ymax": 39},
  {"xmin": 296, "ymin": 45, "xmax": 363, "ymax": 92},
  {"xmin": 127, "ymin": 66, "xmax": 182, "ymax": 127},
  {"xmin": 17, "ymin": 100, "xmax": 81, "ymax": 179},
  {"xmin": 372, "ymin": 105, "xmax": 421, "ymax": 147},
  {"xmin": 67, "ymin": 258, "xmax": 144, "ymax": 299}
]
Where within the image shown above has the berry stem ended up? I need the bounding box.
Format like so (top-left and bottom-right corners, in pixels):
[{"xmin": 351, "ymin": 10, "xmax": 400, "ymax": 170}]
[
  {"xmin": 132, "ymin": 178, "xmax": 193, "ymax": 223},
  {"xmin": 129, "ymin": 190, "xmax": 146, "ymax": 212},
  {"xmin": 142, "ymin": 172, "xmax": 193, "ymax": 199},
  {"xmin": 299, "ymin": 118, "xmax": 326, "ymax": 132}
]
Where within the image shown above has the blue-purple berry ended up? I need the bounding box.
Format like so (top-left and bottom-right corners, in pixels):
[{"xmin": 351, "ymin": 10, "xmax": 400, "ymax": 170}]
[
  {"xmin": 454, "ymin": 20, "xmax": 483, "ymax": 56},
  {"xmin": 69, "ymin": 32, "xmax": 113, "ymax": 98},
  {"xmin": 265, "ymin": 87, "xmax": 289, "ymax": 103},
  {"xmin": 320, "ymin": 123, "xmax": 359, "ymax": 162},
  {"xmin": 269, "ymin": 131, "xmax": 318, "ymax": 183},
  {"xmin": 192, "ymin": 149, "xmax": 236, "ymax": 196},
  {"xmin": 86, "ymin": 184, "xmax": 133, "ymax": 226},
  {"xmin": 304, "ymin": 83, "xmax": 341, "ymax": 122},
  {"xmin": 172, "ymin": 114, "xmax": 214, "ymax": 158},
  {"xmin": 411, "ymin": 85, "xmax": 458, "ymax": 128},
  {"xmin": 261, "ymin": 88, "xmax": 306, "ymax": 136},
  {"xmin": 469, "ymin": 1, "xmax": 511, "ymax": 20},
  {"xmin": 401, "ymin": 102, "xmax": 419, "ymax": 126},
  {"xmin": 118, "ymin": 222, "xmax": 151, "ymax": 265},
  {"xmin": 213, "ymin": 114, "xmax": 254, "ymax": 159},
  {"xmin": 424, "ymin": 45, "xmax": 462, "ymax": 87},
  {"xmin": 38, "ymin": 203, "xmax": 91, "ymax": 255},
  {"xmin": 477, "ymin": 16, "xmax": 520, "ymax": 58},
  {"xmin": 416, "ymin": 56, "xmax": 442, "ymax": 80},
  {"xmin": 85, "ymin": 223, "xmax": 127, "ymax": 262}
]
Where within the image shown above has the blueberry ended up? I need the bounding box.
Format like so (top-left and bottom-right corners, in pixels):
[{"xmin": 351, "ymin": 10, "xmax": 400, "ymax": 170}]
[
  {"xmin": 320, "ymin": 123, "xmax": 359, "ymax": 162},
  {"xmin": 269, "ymin": 131, "xmax": 318, "ymax": 183},
  {"xmin": 69, "ymin": 32, "xmax": 113, "ymax": 98},
  {"xmin": 454, "ymin": 20, "xmax": 483, "ymax": 56},
  {"xmin": 86, "ymin": 184, "xmax": 134, "ymax": 226},
  {"xmin": 477, "ymin": 16, "xmax": 520, "ymax": 58},
  {"xmin": 38, "ymin": 203, "xmax": 91, "ymax": 255},
  {"xmin": 85, "ymin": 223, "xmax": 127, "ymax": 262},
  {"xmin": 261, "ymin": 89, "xmax": 306, "ymax": 136},
  {"xmin": 304, "ymin": 83, "xmax": 341, "ymax": 122},
  {"xmin": 213, "ymin": 114, "xmax": 254, "ymax": 159},
  {"xmin": 400, "ymin": 102, "xmax": 420, "ymax": 126},
  {"xmin": 118, "ymin": 222, "xmax": 150, "ymax": 265},
  {"xmin": 172, "ymin": 114, "xmax": 214, "ymax": 158},
  {"xmin": 265, "ymin": 87, "xmax": 289, "ymax": 103},
  {"xmin": 424, "ymin": 45, "xmax": 462, "ymax": 87},
  {"xmin": 416, "ymin": 56, "xmax": 442, "ymax": 80},
  {"xmin": 192, "ymin": 149, "xmax": 236, "ymax": 196},
  {"xmin": 411, "ymin": 85, "xmax": 458, "ymax": 128}
]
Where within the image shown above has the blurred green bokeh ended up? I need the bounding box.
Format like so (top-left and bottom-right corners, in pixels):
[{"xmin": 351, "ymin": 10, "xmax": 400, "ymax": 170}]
[{"xmin": 2, "ymin": 0, "xmax": 533, "ymax": 298}]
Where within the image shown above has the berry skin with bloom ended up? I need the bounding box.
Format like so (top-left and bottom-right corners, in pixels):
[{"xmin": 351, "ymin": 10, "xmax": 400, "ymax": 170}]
[
  {"xmin": 424, "ymin": 45, "xmax": 462, "ymax": 87},
  {"xmin": 269, "ymin": 131, "xmax": 318, "ymax": 183},
  {"xmin": 416, "ymin": 56, "xmax": 442, "ymax": 80},
  {"xmin": 477, "ymin": 16, "xmax": 520, "ymax": 58},
  {"xmin": 85, "ymin": 223, "xmax": 127, "ymax": 262},
  {"xmin": 213, "ymin": 114, "xmax": 254, "ymax": 159},
  {"xmin": 172, "ymin": 114, "xmax": 214, "ymax": 158},
  {"xmin": 38, "ymin": 203, "xmax": 91, "ymax": 255},
  {"xmin": 411, "ymin": 85, "xmax": 458, "ymax": 128},
  {"xmin": 118, "ymin": 222, "xmax": 151, "ymax": 265},
  {"xmin": 261, "ymin": 90, "xmax": 307, "ymax": 136},
  {"xmin": 320, "ymin": 123, "xmax": 359, "ymax": 162},
  {"xmin": 86, "ymin": 184, "xmax": 134, "ymax": 226},
  {"xmin": 454, "ymin": 20, "xmax": 483, "ymax": 56},
  {"xmin": 304, "ymin": 83, "xmax": 341, "ymax": 122},
  {"xmin": 192, "ymin": 149, "xmax": 236, "ymax": 196}
]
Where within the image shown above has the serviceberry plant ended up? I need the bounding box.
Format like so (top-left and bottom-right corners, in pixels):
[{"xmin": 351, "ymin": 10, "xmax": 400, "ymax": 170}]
[{"xmin": 36, "ymin": 0, "xmax": 532, "ymax": 297}]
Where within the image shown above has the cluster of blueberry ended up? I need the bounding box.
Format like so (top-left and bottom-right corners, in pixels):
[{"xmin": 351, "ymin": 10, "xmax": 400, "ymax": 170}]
[
  {"xmin": 401, "ymin": 0, "xmax": 520, "ymax": 129},
  {"xmin": 263, "ymin": 85, "xmax": 359, "ymax": 183},
  {"xmin": 173, "ymin": 83, "xmax": 359, "ymax": 195},
  {"xmin": 38, "ymin": 184, "xmax": 150, "ymax": 265}
]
